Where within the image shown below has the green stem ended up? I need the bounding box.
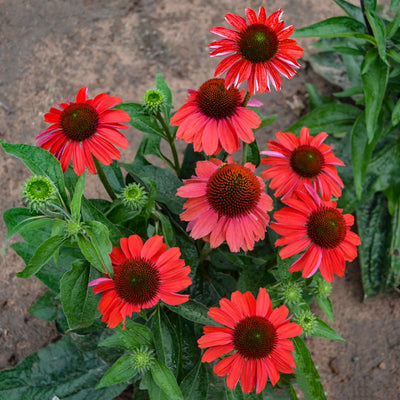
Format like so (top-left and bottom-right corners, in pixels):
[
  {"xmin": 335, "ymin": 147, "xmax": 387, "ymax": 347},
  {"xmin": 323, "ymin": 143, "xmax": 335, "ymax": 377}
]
[
  {"xmin": 242, "ymin": 91, "xmax": 251, "ymax": 107},
  {"xmin": 242, "ymin": 142, "xmax": 248, "ymax": 165},
  {"xmin": 156, "ymin": 113, "xmax": 180, "ymax": 175},
  {"xmin": 94, "ymin": 158, "xmax": 117, "ymax": 200}
]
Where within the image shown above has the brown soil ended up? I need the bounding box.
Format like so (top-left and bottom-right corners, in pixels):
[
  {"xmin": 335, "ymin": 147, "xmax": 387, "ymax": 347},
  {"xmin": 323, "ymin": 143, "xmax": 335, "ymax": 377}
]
[{"xmin": 0, "ymin": 1, "xmax": 399, "ymax": 399}]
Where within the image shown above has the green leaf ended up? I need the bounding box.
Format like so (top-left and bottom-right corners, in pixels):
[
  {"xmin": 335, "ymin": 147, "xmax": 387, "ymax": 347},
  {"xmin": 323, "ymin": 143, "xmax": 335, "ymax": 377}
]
[
  {"xmin": 115, "ymin": 319, "xmax": 153, "ymax": 350},
  {"xmin": 152, "ymin": 307, "xmax": 180, "ymax": 375},
  {"xmin": 0, "ymin": 334, "xmax": 127, "ymax": 400},
  {"xmin": 315, "ymin": 296, "xmax": 334, "ymax": 323},
  {"xmin": 293, "ymin": 17, "xmax": 366, "ymax": 38},
  {"xmin": 178, "ymin": 143, "xmax": 206, "ymax": 180},
  {"xmin": 81, "ymin": 196, "xmax": 125, "ymax": 243},
  {"xmin": 292, "ymin": 337, "xmax": 327, "ymax": 400},
  {"xmin": 151, "ymin": 359, "xmax": 183, "ymax": 400},
  {"xmin": 332, "ymin": 0, "xmax": 364, "ymax": 22},
  {"xmin": 165, "ymin": 299, "xmax": 216, "ymax": 326},
  {"xmin": 16, "ymin": 234, "xmax": 66, "ymax": 278},
  {"xmin": 122, "ymin": 162, "xmax": 185, "ymax": 215},
  {"xmin": 387, "ymin": 7, "xmax": 400, "ymax": 38},
  {"xmin": 60, "ymin": 260, "xmax": 98, "ymax": 330},
  {"xmin": 388, "ymin": 200, "xmax": 400, "ymax": 288},
  {"xmin": 311, "ymin": 319, "xmax": 344, "ymax": 341},
  {"xmin": 153, "ymin": 210, "xmax": 175, "ymax": 247},
  {"xmin": 71, "ymin": 171, "xmax": 86, "ymax": 221},
  {"xmin": 254, "ymin": 114, "xmax": 277, "ymax": 131},
  {"xmin": 101, "ymin": 160, "xmax": 125, "ymax": 192},
  {"xmin": 96, "ymin": 354, "xmax": 138, "ymax": 388},
  {"xmin": 351, "ymin": 113, "xmax": 380, "ymax": 199},
  {"xmin": 29, "ymin": 290, "xmax": 59, "ymax": 322},
  {"xmin": 84, "ymin": 220, "xmax": 113, "ymax": 274},
  {"xmin": 140, "ymin": 371, "xmax": 170, "ymax": 400},
  {"xmin": 156, "ymin": 73, "xmax": 173, "ymax": 120},
  {"xmin": 365, "ymin": 9, "xmax": 387, "ymax": 63},
  {"xmin": 305, "ymin": 83, "xmax": 336, "ymax": 111},
  {"xmin": 287, "ymin": 103, "xmax": 361, "ymax": 137},
  {"xmin": 0, "ymin": 141, "xmax": 69, "ymax": 206},
  {"xmin": 392, "ymin": 98, "xmax": 400, "ymax": 126},
  {"xmin": 3, "ymin": 207, "xmax": 52, "ymax": 243},
  {"xmin": 357, "ymin": 192, "xmax": 393, "ymax": 297},
  {"xmin": 117, "ymin": 102, "xmax": 164, "ymax": 136},
  {"xmin": 180, "ymin": 363, "xmax": 208, "ymax": 400},
  {"xmin": 361, "ymin": 48, "xmax": 389, "ymax": 142},
  {"xmin": 244, "ymin": 140, "xmax": 260, "ymax": 167},
  {"xmin": 391, "ymin": 0, "xmax": 400, "ymax": 13}
]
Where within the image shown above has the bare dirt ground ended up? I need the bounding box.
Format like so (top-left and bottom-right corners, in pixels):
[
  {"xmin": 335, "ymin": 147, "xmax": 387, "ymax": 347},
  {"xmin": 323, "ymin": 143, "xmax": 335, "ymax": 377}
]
[{"xmin": 1, "ymin": 1, "xmax": 399, "ymax": 399}]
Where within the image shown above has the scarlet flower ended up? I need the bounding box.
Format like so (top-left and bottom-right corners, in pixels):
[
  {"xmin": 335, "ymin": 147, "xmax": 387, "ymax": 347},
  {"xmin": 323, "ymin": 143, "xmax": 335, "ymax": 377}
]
[
  {"xmin": 260, "ymin": 127, "xmax": 345, "ymax": 201},
  {"xmin": 209, "ymin": 7, "xmax": 303, "ymax": 95},
  {"xmin": 198, "ymin": 288, "xmax": 302, "ymax": 394},
  {"xmin": 176, "ymin": 158, "xmax": 273, "ymax": 252},
  {"xmin": 270, "ymin": 185, "xmax": 361, "ymax": 282},
  {"xmin": 37, "ymin": 87, "xmax": 130, "ymax": 176},
  {"xmin": 170, "ymin": 78, "xmax": 261, "ymax": 155},
  {"xmin": 89, "ymin": 235, "xmax": 191, "ymax": 328}
]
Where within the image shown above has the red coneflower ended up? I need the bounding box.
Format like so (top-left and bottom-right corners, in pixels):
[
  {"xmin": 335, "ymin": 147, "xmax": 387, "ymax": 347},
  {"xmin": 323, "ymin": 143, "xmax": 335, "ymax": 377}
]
[
  {"xmin": 176, "ymin": 158, "xmax": 273, "ymax": 252},
  {"xmin": 89, "ymin": 235, "xmax": 191, "ymax": 328},
  {"xmin": 260, "ymin": 127, "xmax": 345, "ymax": 201},
  {"xmin": 270, "ymin": 185, "xmax": 361, "ymax": 282},
  {"xmin": 209, "ymin": 7, "xmax": 303, "ymax": 95},
  {"xmin": 37, "ymin": 86, "xmax": 130, "ymax": 176},
  {"xmin": 198, "ymin": 288, "xmax": 302, "ymax": 394},
  {"xmin": 170, "ymin": 78, "xmax": 261, "ymax": 155}
]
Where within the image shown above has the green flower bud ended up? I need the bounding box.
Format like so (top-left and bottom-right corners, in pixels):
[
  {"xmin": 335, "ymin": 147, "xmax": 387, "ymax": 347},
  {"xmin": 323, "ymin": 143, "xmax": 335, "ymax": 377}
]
[
  {"xmin": 21, "ymin": 175, "xmax": 57, "ymax": 211},
  {"xmin": 143, "ymin": 88, "xmax": 167, "ymax": 115},
  {"xmin": 295, "ymin": 309, "xmax": 317, "ymax": 336},
  {"xmin": 314, "ymin": 278, "xmax": 332, "ymax": 298},
  {"xmin": 65, "ymin": 220, "xmax": 83, "ymax": 238},
  {"xmin": 131, "ymin": 346, "xmax": 155, "ymax": 374},
  {"xmin": 121, "ymin": 183, "xmax": 148, "ymax": 211},
  {"xmin": 281, "ymin": 282, "xmax": 303, "ymax": 305}
]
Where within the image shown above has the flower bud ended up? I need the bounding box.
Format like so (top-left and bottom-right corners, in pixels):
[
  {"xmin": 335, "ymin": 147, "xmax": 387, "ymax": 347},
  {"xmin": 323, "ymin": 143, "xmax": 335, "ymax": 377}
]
[
  {"xmin": 314, "ymin": 278, "xmax": 332, "ymax": 298},
  {"xmin": 281, "ymin": 282, "xmax": 303, "ymax": 305},
  {"xmin": 143, "ymin": 88, "xmax": 167, "ymax": 115},
  {"xmin": 121, "ymin": 183, "xmax": 148, "ymax": 211},
  {"xmin": 21, "ymin": 175, "xmax": 57, "ymax": 211},
  {"xmin": 295, "ymin": 309, "xmax": 317, "ymax": 336},
  {"xmin": 131, "ymin": 346, "xmax": 155, "ymax": 374}
]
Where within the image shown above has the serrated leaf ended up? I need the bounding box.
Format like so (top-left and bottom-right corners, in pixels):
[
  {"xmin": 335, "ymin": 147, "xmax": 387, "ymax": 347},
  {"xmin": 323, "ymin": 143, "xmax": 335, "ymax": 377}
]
[
  {"xmin": 116, "ymin": 319, "xmax": 153, "ymax": 351},
  {"xmin": 0, "ymin": 141, "xmax": 69, "ymax": 206},
  {"xmin": 17, "ymin": 234, "xmax": 66, "ymax": 278},
  {"xmin": 70, "ymin": 171, "xmax": 86, "ymax": 221},
  {"xmin": 60, "ymin": 260, "xmax": 98, "ymax": 330},
  {"xmin": 361, "ymin": 48, "xmax": 389, "ymax": 142},
  {"xmin": 293, "ymin": 17, "xmax": 366, "ymax": 38},
  {"xmin": 152, "ymin": 307, "xmax": 180, "ymax": 375},
  {"xmin": 311, "ymin": 319, "xmax": 344, "ymax": 341},
  {"xmin": 292, "ymin": 337, "xmax": 327, "ymax": 400},
  {"xmin": 180, "ymin": 362, "xmax": 208, "ymax": 400},
  {"xmin": 151, "ymin": 359, "xmax": 183, "ymax": 400},
  {"xmin": 254, "ymin": 114, "xmax": 277, "ymax": 131},
  {"xmin": 96, "ymin": 354, "xmax": 138, "ymax": 388},
  {"xmin": 287, "ymin": 103, "xmax": 361, "ymax": 137},
  {"xmin": 0, "ymin": 335, "xmax": 127, "ymax": 400}
]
